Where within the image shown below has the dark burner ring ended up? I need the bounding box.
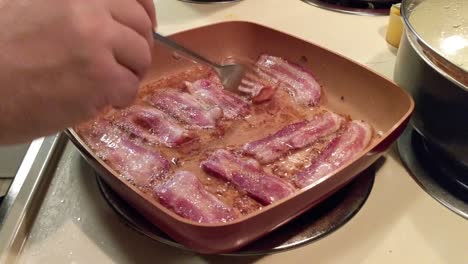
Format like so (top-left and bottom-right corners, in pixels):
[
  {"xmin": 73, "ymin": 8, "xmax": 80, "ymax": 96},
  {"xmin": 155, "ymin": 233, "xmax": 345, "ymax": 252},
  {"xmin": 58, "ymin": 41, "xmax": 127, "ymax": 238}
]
[
  {"xmin": 96, "ymin": 168, "xmax": 375, "ymax": 255},
  {"xmin": 302, "ymin": 0, "xmax": 398, "ymax": 16},
  {"xmin": 398, "ymin": 127, "xmax": 468, "ymax": 219}
]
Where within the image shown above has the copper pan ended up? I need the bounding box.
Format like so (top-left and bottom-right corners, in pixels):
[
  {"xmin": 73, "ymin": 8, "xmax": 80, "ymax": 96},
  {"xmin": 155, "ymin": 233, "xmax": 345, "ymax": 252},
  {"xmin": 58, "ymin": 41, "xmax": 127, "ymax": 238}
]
[{"xmin": 66, "ymin": 21, "xmax": 414, "ymax": 254}]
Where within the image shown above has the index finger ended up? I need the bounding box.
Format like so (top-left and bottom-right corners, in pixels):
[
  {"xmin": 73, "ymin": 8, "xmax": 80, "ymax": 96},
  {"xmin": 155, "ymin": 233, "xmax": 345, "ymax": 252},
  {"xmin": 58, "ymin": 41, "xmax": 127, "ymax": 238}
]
[{"xmin": 137, "ymin": 0, "xmax": 157, "ymax": 28}]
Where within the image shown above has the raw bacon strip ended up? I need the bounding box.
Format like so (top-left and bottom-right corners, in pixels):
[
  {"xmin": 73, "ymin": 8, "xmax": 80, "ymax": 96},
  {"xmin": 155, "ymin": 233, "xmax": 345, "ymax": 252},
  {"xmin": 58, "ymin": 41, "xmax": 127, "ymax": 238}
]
[
  {"xmin": 243, "ymin": 111, "xmax": 345, "ymax": 164},
  {"xmin": 201, "ymin": 150, "xmax": 295, "ymax": 205},
  {"xmin": 256, "ymin": 54, "xmax": 321, "ymax": 106},
  {"xmin": 147, "ymin": 90, "xmax": 223, "ymax": 128},
  {"xmin": 295, "ymin": 120, "xmax": 373, "ymax": 188},
  {"xmin": 185, "ymin": 75, "xmax": 251, "ymax": 119},
  {"xmin": 154, "ymin": 171, "xmax": 236, "ymax": 223},
  {"xmin": 251, "ymin": 86, "xmax": 276, "ymax": 104},
  {"xmin": 113, "ymin": 105, "xmax": 193, "ymax": 147},
  {"xmin": 79, "ymin": 121, "xmax": 170, "ymax": 188}
]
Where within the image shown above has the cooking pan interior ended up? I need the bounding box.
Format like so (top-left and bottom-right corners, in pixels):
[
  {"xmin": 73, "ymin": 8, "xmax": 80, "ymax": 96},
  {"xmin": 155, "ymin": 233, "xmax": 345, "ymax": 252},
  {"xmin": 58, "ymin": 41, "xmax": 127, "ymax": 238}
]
[
  {"xmin": 145, "ymin": 21, "xmax": 412, "ymax": 138},
  {"xmin": 65, "ymin": 21, "xmax": 414, "ymax": 253},
  {"xmin": 69, "ymin": 21, "xmax": 413, "ymax": 230}
]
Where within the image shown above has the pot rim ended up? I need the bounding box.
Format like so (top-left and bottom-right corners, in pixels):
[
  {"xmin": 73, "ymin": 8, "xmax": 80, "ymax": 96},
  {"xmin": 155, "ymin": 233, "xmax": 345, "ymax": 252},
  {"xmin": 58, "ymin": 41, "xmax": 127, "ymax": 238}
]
[{"xmin": 400, "ymin": 0, "xmax": 468, "ymax": 91}]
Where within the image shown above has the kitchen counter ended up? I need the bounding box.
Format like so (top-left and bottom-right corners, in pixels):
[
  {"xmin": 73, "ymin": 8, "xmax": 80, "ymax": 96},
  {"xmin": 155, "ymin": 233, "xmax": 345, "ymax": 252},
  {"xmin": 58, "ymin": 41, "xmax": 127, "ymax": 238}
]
[{"xmin": 0, "ymin": 0, "xmax": 466, "ymax": 263}]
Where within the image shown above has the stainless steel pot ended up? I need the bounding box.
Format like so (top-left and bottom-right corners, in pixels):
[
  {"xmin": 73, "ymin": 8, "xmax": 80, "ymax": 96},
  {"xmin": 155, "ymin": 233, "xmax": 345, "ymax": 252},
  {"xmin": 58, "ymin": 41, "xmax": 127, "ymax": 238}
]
[{"xmin": 394, "ymin": 0, "xmax": 468, "ymax": 167}]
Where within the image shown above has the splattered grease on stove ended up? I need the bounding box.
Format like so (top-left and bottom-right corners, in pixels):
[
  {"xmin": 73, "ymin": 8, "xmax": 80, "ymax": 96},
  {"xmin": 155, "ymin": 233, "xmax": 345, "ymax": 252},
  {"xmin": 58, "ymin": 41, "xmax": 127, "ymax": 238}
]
[{"xmin": 76, "ymin": 55, "xmax": 374, "ymax": 224}]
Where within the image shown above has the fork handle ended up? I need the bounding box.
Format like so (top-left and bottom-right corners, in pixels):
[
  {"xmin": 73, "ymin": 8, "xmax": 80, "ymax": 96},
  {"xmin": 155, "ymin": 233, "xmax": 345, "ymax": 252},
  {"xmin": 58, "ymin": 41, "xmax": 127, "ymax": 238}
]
[{"xmin": 153, "ymin": 32, "xmax": 221, "ymax": 69}]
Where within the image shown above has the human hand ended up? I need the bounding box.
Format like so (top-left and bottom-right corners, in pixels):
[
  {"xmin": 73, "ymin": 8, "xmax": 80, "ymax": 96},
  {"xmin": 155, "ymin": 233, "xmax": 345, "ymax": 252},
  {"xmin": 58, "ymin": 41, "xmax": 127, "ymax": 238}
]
[{"xmin": 0, "ymin": 0, "xmax": 156, "ymax": 143}]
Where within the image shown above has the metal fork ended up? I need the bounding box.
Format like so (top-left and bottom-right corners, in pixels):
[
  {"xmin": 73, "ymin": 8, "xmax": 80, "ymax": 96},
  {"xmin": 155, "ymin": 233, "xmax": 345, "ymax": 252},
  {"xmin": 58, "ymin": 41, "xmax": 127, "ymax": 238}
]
[{"xmin": 153, "ymin": 32, "xmax": 246, "ymax": 93}]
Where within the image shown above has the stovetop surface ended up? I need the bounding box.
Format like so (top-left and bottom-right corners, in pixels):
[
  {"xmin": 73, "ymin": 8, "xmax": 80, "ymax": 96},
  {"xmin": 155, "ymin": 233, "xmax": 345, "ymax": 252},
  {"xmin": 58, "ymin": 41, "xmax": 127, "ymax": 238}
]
[{"xmin": 0, "ymin": 0, "xmax": 466, "ymax": 263}]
